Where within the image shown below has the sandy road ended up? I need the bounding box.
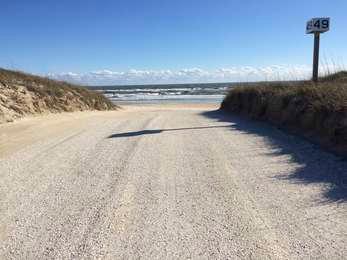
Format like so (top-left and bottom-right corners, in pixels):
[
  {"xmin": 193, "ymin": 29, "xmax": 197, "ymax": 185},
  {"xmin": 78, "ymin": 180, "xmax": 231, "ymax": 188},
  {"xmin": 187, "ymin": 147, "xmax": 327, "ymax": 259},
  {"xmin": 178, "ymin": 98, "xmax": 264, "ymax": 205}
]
[{"xmin": 0, "ymin": 104, "xmax": 346, "ymax": 259}]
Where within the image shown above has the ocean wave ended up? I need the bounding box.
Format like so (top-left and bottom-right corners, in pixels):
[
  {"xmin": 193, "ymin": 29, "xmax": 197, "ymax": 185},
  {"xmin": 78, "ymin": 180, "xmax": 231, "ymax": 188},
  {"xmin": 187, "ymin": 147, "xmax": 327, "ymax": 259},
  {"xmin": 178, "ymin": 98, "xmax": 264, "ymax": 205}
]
[
  {"xmin": 108, "ymin": 94, "xmax": 225, "ymax": 101},
  {"xmin": 98, "ymin": 83, "xmax": 231, "ymax": 102}
]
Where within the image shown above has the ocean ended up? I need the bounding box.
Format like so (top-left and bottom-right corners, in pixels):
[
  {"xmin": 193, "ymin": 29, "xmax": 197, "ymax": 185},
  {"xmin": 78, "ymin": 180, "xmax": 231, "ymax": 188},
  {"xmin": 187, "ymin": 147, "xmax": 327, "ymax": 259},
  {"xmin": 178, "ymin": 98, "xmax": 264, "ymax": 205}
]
[{"xmin": 89, "ymin": 82, "xmax": 232, "ymax": 104}]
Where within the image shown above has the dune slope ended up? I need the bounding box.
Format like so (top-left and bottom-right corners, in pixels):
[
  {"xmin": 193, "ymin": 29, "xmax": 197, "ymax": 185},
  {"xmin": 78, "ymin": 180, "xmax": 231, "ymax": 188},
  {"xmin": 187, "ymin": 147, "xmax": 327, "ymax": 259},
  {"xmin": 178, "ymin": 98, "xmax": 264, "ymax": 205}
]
[
  {"xmin": 221, "ymin": 72, "xmax": 347, "ymax": 155},
  {"xmin": 0, "ymin": 68, "xmax": 115, "ymax": 124}
]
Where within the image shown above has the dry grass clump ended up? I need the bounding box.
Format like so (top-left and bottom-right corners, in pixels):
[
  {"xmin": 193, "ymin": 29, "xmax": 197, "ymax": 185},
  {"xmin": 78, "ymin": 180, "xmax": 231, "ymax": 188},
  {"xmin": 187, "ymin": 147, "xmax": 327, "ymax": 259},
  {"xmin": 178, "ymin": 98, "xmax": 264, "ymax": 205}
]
[
  {"xmin": 319, "ymin": 71, "xmax": 347, "ymax": 82},
  {"xmin": 0, "ymin": 68, "xmax": 116, "ymax": 123},
  {"xmin": 221, "ymin": 71, "xmax": 347, "ymax": 154},
  {"xmin": 0, "ymin": 68, "xmax": 115, "ymax": 111}
]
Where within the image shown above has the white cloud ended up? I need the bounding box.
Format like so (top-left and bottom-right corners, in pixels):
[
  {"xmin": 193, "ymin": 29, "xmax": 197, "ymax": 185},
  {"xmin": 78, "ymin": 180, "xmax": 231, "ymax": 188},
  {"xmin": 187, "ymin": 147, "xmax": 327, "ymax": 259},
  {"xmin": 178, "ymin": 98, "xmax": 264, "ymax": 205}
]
[{"xmin": 48, "ymin": 65, "xmax": 316, "ymax": 85}]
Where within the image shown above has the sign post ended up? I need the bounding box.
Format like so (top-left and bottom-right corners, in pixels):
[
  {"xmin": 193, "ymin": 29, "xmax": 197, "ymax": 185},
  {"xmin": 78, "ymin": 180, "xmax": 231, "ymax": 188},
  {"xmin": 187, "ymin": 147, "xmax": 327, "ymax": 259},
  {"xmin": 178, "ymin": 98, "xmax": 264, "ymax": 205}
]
[
  {"xmin": 306, "ymin": 17, "xmax": 330, "ymax": 82},
  {"xmin": 312, "ymin": 32, "xmax": 320, "ymax": 82}
]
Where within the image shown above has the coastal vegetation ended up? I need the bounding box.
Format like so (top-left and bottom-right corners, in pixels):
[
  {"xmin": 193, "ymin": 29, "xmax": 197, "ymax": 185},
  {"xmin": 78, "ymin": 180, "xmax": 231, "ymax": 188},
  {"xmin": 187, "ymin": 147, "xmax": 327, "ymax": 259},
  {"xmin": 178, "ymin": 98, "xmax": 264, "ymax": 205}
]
[
  {"xmin": 0, "ymin": 68, "xmax": 116, "ymax": 123},
  {"xmin": 221, "ymin": 71, "xmax": 347, "ymax": 155}
]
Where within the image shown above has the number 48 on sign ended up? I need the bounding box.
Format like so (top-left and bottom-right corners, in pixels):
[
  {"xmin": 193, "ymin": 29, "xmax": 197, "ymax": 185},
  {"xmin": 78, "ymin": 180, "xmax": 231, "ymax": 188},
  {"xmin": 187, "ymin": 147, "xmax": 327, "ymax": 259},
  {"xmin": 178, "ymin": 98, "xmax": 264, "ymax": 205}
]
[{"xmin": 306, "ymin": 18, "xmax": 330, "ymax": 34}]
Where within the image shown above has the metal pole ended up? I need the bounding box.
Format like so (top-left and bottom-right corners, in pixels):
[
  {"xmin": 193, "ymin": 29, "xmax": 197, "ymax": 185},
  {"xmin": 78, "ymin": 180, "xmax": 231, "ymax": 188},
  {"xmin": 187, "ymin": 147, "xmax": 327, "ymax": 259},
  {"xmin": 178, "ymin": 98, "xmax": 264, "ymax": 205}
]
[{"xmin": 312, "ymin": 32, "xmax": 320, "ymax": 82}]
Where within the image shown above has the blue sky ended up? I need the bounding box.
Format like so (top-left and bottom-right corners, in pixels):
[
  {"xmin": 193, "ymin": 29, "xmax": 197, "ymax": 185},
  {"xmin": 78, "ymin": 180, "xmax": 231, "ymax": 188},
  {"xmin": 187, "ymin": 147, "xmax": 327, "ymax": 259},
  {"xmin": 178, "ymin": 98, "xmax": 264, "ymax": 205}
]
[{"xmin": 1, "ymin": 0, "xmax": 346, "ymax": 84}]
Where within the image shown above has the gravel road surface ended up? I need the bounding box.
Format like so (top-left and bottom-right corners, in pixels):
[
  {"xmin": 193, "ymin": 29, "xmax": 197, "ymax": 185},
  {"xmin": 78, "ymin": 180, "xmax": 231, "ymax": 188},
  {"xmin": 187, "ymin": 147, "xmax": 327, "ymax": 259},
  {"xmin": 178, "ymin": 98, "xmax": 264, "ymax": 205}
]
[{"xmin": 0, "ymin": 105, "xmax": 346, "ymax": 259}]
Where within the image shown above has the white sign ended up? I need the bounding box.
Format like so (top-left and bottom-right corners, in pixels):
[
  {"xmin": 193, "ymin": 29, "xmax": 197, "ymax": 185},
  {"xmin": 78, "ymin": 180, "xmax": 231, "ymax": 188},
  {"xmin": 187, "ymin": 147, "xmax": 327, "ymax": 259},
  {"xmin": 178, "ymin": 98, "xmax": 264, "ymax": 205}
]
[{"xmin": 306, "ymin": 18, "xmax": 330, "ymax": 34}]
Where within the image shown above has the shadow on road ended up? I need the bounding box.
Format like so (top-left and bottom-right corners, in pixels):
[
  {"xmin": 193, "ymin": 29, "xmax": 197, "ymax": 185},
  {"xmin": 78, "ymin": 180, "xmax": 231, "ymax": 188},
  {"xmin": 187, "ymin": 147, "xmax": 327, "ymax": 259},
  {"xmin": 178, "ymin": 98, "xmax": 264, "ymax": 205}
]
[
  {"xmin": 202, "ymin": 109, "xmax": 347, "ymax": 203},
  {"xmin": 108, "ymin": 125, "xmax": 232, "ymax": 139}
]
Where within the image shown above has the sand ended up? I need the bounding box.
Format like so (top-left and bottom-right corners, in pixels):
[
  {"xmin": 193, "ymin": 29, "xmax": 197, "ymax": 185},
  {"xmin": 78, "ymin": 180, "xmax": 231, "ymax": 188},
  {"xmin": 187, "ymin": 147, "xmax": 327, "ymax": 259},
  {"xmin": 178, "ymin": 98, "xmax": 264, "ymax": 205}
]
[{"xmin": 0, "ymin": 104, "xmax": 346, "ymax": 259}]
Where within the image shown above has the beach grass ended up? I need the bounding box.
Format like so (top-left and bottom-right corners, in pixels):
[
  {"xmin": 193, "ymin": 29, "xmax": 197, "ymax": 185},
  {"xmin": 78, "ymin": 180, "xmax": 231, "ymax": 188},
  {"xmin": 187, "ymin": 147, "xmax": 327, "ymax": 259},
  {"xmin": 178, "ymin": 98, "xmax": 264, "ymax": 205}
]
[{"xmin": 221, "ymin": 71, "xmax": 347, "ymax": 154}]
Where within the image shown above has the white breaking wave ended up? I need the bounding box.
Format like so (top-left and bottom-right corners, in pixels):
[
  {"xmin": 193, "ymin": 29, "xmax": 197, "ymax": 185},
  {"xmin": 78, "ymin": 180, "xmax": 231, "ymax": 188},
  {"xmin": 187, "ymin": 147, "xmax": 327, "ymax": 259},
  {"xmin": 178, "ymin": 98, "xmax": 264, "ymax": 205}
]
[{"xmin": 97, "ymin": 83, "xmax": 229, "ymax": 103}]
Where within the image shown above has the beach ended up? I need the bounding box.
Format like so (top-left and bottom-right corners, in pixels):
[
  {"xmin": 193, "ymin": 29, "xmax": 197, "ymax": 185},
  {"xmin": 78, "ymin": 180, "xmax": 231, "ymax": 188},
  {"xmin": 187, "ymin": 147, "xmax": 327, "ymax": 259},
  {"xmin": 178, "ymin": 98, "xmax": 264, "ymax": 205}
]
[{"xmin": 0, "ymin": 103, "xmax": 346, "ymax": 259}]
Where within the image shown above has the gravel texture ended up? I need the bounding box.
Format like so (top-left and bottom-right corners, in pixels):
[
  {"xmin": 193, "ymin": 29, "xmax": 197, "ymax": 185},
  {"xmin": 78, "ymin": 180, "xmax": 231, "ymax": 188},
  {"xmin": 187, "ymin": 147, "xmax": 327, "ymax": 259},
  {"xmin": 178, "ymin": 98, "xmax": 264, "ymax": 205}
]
[{"xmin": 0, "ymin": 105, "xmax": 346, "ymax": 259}]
